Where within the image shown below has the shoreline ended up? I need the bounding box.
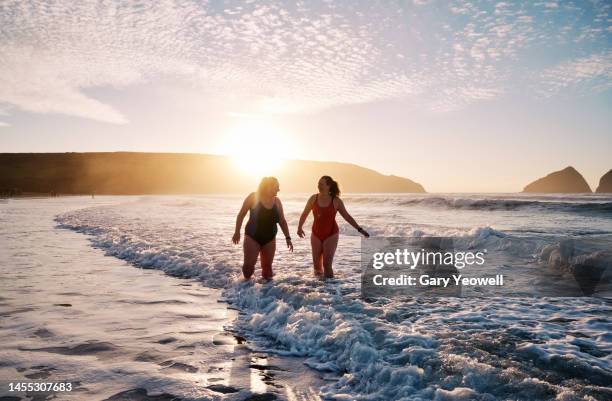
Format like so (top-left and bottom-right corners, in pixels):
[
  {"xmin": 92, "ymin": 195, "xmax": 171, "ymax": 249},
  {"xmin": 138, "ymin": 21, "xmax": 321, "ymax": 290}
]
[
  {"xmin": 3, "ymin": 194, "xmax": 611, "ymax": 400},
  {"xmin": 0, "ymin": 198, "xmax": 326, "ymax": 401}
]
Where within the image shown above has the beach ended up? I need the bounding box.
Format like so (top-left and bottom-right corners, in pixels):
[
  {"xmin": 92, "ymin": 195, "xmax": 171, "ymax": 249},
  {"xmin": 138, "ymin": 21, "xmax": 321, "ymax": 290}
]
[
  {"xmin": 0, "ymin": 197, "xmax": 325, "ymax": 401},
  {"xmin": 1, "ymin": 194, "xmax": 611, "ymax": 400}
]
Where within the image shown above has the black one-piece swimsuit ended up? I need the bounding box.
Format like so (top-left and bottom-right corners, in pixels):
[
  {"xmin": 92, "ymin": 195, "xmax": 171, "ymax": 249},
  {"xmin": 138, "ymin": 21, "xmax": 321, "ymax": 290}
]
[{"xmin": 245, "ymin": 200, "xmax": 280, "ymax": 246}]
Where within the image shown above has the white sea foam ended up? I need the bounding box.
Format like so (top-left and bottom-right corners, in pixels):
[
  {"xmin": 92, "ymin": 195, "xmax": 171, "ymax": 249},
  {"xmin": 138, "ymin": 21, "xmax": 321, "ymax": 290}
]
[{"xmin": 55, "ymin": 194, "xmax": 612, "ymax": 400}]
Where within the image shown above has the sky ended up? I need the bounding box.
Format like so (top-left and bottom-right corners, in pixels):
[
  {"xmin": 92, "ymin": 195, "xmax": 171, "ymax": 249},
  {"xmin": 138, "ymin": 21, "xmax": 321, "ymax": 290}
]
[{"xmin": 0, "ymin": 0, "xmax": 610, "ymax": 192}]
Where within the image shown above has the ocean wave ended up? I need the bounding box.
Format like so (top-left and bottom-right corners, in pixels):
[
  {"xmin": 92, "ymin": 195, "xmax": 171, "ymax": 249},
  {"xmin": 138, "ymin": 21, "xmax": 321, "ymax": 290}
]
[
  {"xmin": 54, "ymin": 200, "xmax": 612, "ymax": 401},
  {"xmin": 538, "ymin": 240, "xmax": 612, "ymax": 296},
  {"xmin": 148, "ymin": 194, "xmax": 612, "ymax": 215},
  {"xmin": 395, "ymin": 197, "xmax": 612, "ymax": 214}
]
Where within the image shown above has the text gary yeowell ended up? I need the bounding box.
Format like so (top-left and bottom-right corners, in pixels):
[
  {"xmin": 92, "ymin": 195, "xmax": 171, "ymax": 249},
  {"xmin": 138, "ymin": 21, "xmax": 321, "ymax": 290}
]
[{"xmin": 372, "ymin": 274, "xmax": 504, "ymax": 287}]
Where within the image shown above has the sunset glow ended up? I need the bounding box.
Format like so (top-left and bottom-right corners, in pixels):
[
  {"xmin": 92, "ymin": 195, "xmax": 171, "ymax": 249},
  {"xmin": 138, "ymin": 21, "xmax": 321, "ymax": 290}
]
[
  {"xmin": 218, "ymin": 119, "xmax": 290, "ymax": 178},
  {"xmin": 0, "ymin": 1, "xmax": 610, "ymax": 191}
]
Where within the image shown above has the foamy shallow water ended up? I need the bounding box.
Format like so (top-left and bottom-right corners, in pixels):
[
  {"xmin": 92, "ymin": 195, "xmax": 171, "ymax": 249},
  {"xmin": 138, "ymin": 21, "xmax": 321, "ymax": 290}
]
[
  {"xmin": 2, "ymin": 194, "xmax": 612, "ymax": 400},
  {"xmin": 0, "ymin": 197, "xmax": 325, "ymax": 400}
]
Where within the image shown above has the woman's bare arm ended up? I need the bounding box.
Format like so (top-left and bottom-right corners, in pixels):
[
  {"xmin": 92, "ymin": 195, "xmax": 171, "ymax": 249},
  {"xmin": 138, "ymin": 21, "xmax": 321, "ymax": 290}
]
[
  {"xmin": 297, "ymin": 194, "xmax": 316, "ymax": 238},
  {"xmin": 335, "ymin": 198, "xmax": 369, "ymax": 237},
  {"xmin": 275, "ymin": 198, "xmax": 293, "ymax": 251},
  {"xmin": 232, "ymin": 193, "xmax": 254, "ymax": 244}
]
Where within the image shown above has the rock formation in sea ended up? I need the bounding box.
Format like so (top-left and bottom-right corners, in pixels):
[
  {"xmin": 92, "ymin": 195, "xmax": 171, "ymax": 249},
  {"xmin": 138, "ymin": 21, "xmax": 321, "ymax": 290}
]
[
  {"xmin": 595, "ymin": 169, "xmax": 612, "ymax": 193},
  {"xmin": 522, "ymin": 166, "xmax": 591, "ymax": 193}
]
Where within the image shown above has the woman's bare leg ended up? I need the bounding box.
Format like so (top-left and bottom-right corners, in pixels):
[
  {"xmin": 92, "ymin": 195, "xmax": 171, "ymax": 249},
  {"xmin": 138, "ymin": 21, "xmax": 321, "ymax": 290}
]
[
  {"xmin": 242, "ymin": 235, "xmax": 260, "ymax": 279},
  {"xmin": 322, "ymin": 233, "xmax": 339, "ymax": 279},
  {"xmin": 310, "ymin": 234, "xmax": 324, "ymax": 276},
  {"xmin": 259, "ymin": 239, "xmax": 276, "ymax": 280}
]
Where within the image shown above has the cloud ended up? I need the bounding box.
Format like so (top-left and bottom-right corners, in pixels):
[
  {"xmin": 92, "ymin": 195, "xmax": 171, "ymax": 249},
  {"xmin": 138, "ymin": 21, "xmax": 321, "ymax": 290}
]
[
  {"xmin": 0, "ymin": 121, "xmax": 9, "ymax": 127},
  {"xmin": 0, "ymin": 45, "xmax": 131, "ymax": 124},
  {"xmin": 537, "ymin": 51, "xmax": 612, "ymax": 97},
  {"xmin": 1, "ymin": 1, "xmax": 426, "ymax": 121},
  {"xmin": 0, "ymin": 0, "xmax": 610, "ymax": 122}
]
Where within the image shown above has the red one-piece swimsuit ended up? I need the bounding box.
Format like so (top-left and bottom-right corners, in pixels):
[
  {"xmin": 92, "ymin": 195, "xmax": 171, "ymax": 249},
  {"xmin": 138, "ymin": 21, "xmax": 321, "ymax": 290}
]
[{"xmin": 312, "ymin": 194, "xmax": 339, "ymax": 241}]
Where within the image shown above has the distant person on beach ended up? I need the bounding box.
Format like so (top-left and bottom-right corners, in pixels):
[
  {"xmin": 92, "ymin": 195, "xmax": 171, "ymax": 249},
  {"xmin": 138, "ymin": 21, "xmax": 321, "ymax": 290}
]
[
  {"xmin": 297, "ymin": 175, "xmax": 369, "ymax": 278},
  {"xmin": 233, "ymin": 177, "xmax": 293, "ymax": 280}
]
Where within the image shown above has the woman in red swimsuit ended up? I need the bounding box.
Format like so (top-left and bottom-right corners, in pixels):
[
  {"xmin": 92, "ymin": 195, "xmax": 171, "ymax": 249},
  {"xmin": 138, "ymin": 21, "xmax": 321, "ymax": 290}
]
[{"xmin": 297, "ymin": 176, "xmax": 369, "ymax": 278}]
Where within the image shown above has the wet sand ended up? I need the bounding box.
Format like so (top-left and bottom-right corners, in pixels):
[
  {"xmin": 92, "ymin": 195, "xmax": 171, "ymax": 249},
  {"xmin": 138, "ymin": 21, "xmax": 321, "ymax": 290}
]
[{"xmin": 0, "ymin": 198, "xmax": 325, "ymax": 401}]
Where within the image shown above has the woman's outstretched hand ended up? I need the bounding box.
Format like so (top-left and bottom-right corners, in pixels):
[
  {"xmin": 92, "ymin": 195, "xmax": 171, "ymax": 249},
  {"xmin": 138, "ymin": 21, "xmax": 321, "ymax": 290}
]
[
  {"xmin": 358, "ymin": 227, "xmax": 370, "ymax": 238},
  {"xmin": 232, "ymin": 231, "xmax": 240, "ymax": 244},
  {"xmin": 286, "ymin": 238, "xmax": 294, "ymax": 252},
  {"xmin": 297, "ymin": 227, "xmax": 305, "ymax": 238}
]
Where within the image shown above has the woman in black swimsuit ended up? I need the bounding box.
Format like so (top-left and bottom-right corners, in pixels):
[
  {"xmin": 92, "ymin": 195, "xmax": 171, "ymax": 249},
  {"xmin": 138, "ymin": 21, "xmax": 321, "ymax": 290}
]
[{"xmin": 232, "ymin": 177, "xmax": 293, "ymax": 280}]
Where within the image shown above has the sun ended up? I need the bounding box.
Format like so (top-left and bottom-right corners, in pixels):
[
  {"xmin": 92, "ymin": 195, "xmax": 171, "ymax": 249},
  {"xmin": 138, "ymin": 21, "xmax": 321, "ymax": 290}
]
[{"xmin": 218, "ymin": 119, "xmax": 291, "ymax": 178}]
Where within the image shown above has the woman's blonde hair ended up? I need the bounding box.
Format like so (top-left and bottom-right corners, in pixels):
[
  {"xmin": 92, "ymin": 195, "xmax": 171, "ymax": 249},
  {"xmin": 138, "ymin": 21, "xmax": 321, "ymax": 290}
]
[{"xmin": 257, "ymin": 176, "xmax": 279, "ymax": 197}]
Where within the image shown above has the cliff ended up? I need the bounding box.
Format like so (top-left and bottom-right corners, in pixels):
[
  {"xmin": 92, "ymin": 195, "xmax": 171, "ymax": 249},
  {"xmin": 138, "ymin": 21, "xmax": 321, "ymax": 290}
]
[{"xmin": 0, "ymin": 152, "xmax": 426, "ymax": 195}]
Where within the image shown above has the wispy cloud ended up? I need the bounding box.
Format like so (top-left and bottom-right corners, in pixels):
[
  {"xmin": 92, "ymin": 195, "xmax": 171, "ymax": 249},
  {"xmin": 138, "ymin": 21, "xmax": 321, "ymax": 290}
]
[
  {"xmin": 537, "ymin": 51, "xmax": 612, "ymax": 97},
  {"xmin": 0, "ymin": 1, "xmax": 420, "ymax": 122},
  {"xmin": 0, "ymin": 0, "xmax": 610, "ymax": 122}
]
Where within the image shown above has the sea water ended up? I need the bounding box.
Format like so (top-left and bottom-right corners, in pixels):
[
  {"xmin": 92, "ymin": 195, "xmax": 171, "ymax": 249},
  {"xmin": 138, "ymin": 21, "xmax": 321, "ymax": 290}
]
[{"xmin": 12, "ymin": 194, "xmax": 612, "ymax": 400}]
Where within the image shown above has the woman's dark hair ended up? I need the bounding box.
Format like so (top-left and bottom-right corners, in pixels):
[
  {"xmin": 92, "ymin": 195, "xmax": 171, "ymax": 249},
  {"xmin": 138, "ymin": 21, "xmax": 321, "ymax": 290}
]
[{"xmin": 321, "ymin": 175, "xmax": 340, "ymax": 198}]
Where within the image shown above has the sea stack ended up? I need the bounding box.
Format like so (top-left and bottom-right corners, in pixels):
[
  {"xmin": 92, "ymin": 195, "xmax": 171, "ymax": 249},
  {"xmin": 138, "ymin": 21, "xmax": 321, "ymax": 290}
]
[
  {"xmin": 522, "ymin": 166, "xmax": 592, "ymax": 193},
  {"xmin": 596, "ymin": 169, "xmax": 612, "ymax": 193}
]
